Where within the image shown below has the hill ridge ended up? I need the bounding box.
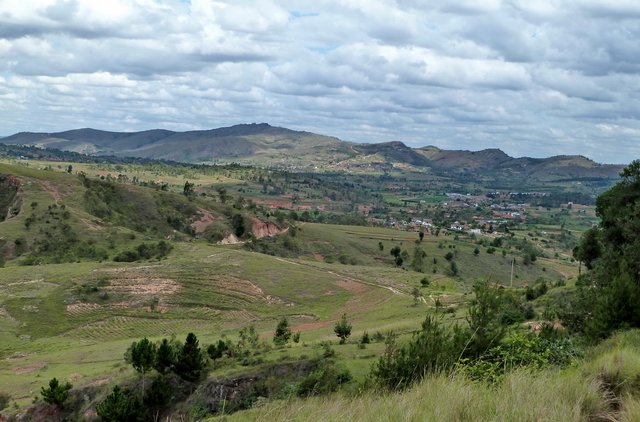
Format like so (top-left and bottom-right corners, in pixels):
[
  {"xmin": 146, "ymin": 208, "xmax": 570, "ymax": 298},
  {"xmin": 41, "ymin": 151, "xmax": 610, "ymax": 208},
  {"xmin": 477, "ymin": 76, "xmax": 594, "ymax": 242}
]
[{"xmin": 0, "ymin": 124, "xmax": 623, "ymax": 180}]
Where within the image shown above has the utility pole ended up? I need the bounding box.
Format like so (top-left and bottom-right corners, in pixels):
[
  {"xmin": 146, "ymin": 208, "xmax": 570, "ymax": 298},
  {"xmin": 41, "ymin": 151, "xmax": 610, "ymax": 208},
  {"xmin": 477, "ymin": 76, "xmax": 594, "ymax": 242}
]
[{"xmin": 510, "ymin": 257, "xmax": 515, "ymax": 288}]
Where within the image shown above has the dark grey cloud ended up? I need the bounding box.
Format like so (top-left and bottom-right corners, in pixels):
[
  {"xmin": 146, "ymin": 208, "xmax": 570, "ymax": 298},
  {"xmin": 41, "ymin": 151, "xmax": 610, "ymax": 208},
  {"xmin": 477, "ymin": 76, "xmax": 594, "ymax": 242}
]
[{"xmin": 0, "ymin": 0, "xmax": 639, "ymax": 164}]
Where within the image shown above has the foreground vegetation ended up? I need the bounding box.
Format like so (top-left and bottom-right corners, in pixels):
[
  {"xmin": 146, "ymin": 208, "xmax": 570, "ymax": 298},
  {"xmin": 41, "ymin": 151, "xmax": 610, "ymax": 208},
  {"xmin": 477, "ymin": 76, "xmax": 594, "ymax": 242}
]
[
  {"xmin": 0, "ymin": 152, "xmax": 638, "ymax": 421},
  {"xmin": 217, "ymin": 330, "xmax": 640, "ymax": 421}
]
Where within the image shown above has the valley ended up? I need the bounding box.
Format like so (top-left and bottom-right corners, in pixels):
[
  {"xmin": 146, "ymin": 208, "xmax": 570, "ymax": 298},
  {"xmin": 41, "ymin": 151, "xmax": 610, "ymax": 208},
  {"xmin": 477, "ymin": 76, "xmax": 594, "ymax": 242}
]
[{"xmin": 0, "ymin": 146, "xmax": 593, "ymax": 419}]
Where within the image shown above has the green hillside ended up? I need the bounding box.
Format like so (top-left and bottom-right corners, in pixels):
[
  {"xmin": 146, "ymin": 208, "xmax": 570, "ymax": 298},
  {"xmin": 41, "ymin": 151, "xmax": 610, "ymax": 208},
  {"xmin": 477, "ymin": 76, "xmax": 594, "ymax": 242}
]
[
  {"xmin": 1, "ymin": 124, "xmax": 623, "ymax": 183},
  {"xmin": 0, "ymin": 156, "xmax": 636, "ymax": 422}
]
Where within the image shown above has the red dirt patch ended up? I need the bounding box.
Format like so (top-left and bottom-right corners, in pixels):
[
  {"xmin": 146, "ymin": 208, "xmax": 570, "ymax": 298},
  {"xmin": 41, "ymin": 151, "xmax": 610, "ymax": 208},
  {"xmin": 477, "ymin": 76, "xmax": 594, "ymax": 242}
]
[
  {"xmin": 251, "ymin": 219, "xmax": 288, "ymax": 238},
  {"xmin": 13, "ymin": 362, "xmax": 46, "ymax": 375},
  {"xmin": 192, "ymin": 207, "xmax": 218, "ymax": 234},
  {"xmin": 335, "ymin": 279, "xmax": 367, "ymax": 294}
]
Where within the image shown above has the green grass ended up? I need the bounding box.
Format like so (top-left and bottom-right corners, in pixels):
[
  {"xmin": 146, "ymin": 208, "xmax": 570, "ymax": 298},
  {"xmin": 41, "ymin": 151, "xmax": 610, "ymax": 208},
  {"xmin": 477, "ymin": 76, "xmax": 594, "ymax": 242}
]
[
  {"xmin": 0, "ymin": 159, "xmax": 586, "ymax": 415},
  {"xmin": 211, "ymin": 330, "xmax": 640, "ymax": 422}
]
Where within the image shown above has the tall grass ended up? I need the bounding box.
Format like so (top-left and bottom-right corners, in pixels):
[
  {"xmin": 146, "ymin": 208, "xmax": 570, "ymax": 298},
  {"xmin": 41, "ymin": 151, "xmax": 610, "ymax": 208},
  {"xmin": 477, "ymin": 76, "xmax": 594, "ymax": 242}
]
[
  {"xmin": 213, "ymin": 331, "xmax": 640, "ymax": 422},
  {"xmin": 213, "ymin": 370, "xmax": 612, "ymax": 421}
]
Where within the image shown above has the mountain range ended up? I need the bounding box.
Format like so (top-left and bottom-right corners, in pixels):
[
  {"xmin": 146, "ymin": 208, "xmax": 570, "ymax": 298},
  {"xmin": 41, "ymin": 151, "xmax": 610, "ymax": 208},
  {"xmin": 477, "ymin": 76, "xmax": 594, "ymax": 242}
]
[{"xmin": 0, "ymin": 123, "xmax": 623, "ymax": 180}]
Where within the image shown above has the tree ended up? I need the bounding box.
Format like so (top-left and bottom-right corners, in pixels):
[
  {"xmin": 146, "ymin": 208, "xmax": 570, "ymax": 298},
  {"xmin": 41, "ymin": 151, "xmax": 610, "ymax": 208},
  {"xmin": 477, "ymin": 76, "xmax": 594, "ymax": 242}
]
[
  {"xmin": 183, "ymin": 181, "xmax": 195, "ymax": 197},
  {"xmin": 449, "ymin": 261, "xmax": 458, "ymax": 276},
  {"xmin": 573, "ymin": 227, "xmax": 601, "ymax": 270},
  {"xmin": 145, "ymin": 375, "xmax": 172, "ymax": 421},
  {"xmin": 566, "ymin": 160, "xmax": 640, "ymax": 339},
  {"xmin": 273, "ymin": 317, "xmax": 292, "ymax": 346},
  {"xmin": 412, "ymin": 247, "xmax": 425, "ymax": 272},
  {"xmin": 620, "ymin": 159, "xmax": 640, "ymax": 183},
  {"xmin": 394, "ymin": 256, "xmax": 404, "ymax": 267},
  {"xmin": 412, "ymin": 287, "xmax": 422, "ymax": 305},
  {"xmin": 154, "ymin": 338, "xmax": 175, "ymax": 375},
  {"xmin": 372, "ymin": 315, "xmax": 467, "ymax": 390},
  {"xmin": 207, "ymin": 339, "xmax": 229, "ymax": 363},
  {"xmin": 231, "ymin": 214, "xmax": 246, "ymax": 238},
  {"xmin": 96, "ymin": 385, "xmax": 142, "ymax": 422},
  {"xmin": 334, "ymin": 314, "xmax": 352, "ymax": 344},
  {"xmin": 0, "ymin": 392, "xmax": 10, "ymax": 411},
  {"xmin": 466, "ymin": 281, "xmax": 506, "ymax": 357},
  {"xmin": 238, "ymin": 325, "xmax": 259, "ymax": 349},
  {"xmin": 41, "ymin": 378, "xmax": 72, "ymax": 408},
  {"xmin": 174, "ymin": 333, "xmax": 206, "ymax": 382},
  {"xmin": 217, "ymin": 187, "xmax": 229, "ymax": 203},
  {"xmin": 129, "ymin": 338, "xmax": 157, "ymax": 397}
]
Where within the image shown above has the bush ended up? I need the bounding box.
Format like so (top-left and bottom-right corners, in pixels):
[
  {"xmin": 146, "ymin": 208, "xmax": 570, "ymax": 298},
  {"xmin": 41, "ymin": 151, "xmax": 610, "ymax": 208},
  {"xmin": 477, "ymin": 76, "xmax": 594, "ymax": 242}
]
[
  {"xmin": 373, "ymin": 315, "xmax": 468, "ymax": 390},
  {"xmin": 297, "ymin": 364, "xmax": 352, "ymax": 397},
  {"xmin": 174, "ymin": 333, "xmax": 206, "ymax": 382},
  {"xmin": 457, "ymin": 332, "xmax": 582, "ymax": 383},
  {"xmin": 113, "ymin": 241, "xmax": 173, "ymax": 262},
  {"xmin": 0, "ymin": 392, "xmax": 10, "ymax": 410},
  {"xmin": 273, "ymin": 317, "xmax": 292, "ymax": 346},
  {"xmin": 96, "ymin": 385, "xmax": 143, "ymax": 422},
  {"xmin": 41, "ymin": 378, "xmax": 72, "ymax": 408},
  {"xmin": 334, "ymin": 314, "xmax": 352, "ymax": 344}
]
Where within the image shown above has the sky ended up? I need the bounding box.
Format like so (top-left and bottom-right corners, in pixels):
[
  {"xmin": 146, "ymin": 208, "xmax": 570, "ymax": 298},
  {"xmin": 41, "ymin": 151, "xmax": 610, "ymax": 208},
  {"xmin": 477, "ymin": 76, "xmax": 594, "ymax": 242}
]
[{"xmin": 1, "ymin": 0, "xmax": 639, "ymax": 164}]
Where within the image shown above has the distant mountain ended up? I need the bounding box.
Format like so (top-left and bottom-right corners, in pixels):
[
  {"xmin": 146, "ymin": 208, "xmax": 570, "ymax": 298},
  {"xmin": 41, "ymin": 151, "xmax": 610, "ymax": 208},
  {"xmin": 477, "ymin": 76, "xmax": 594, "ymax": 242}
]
[{"xmin": 1, "ymin": 123, "xmax": 623, "ymax": 181}]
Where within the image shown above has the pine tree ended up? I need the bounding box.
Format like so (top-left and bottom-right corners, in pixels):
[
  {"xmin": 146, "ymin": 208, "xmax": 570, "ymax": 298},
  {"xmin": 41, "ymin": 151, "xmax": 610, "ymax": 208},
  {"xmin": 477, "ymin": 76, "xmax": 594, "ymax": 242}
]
[
  {"xmin": 273, "ymin": 317, "xmax": 292, "ymax": 346},
  {"xmin": 174, "ymin": 333, "xmax": 206, "ymax": 382},
  {"xmin": 154, "ymin": 338, "xmax": 175, "ymax": 375},
  {"xmin": 334, "ymin": 314, "xmax": 352, "ymax": 344},
  {"xmin": 129, "ymin": 337, "xmax": 156, "ymax": 397},
  {"xmin": 96, "ymin": 385, "xmax": 142, "ymax": 422},
  {"xmin": 41, "ymin": 378, "xmax": 72, "ymax": 408}
]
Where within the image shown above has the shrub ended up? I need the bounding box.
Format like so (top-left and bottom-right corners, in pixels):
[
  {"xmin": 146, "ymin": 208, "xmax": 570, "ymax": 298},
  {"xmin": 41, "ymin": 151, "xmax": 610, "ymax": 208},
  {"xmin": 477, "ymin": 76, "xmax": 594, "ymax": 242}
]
[
  {"xmin": 372, "ymin": 315, "xmax": 467, "ymax": 390},
  {"xmin": 334, "ymin": 314, "xmax": 352, "ymax": 344},
  {"xmin": 297, "ymin": 364, "xmax": 352, "ymax": 397},
  {"xmin": 174, "ymin": 333, "xmax": 206, "ymax": 382},
  {"xmin": 96, "ymin": 385, "xmax": 143, "ymax": 422},
  {"xmin": 273, "ymin": 317, "xmax": 292, "ymax": 346},
  {"xmin": 0, "ymin": 392, "xmax": 10, "ymax": 411},
  {"xmin": 40, "ymin": 378, "xmax": 72, "ymax": 408},
  {"xmin": 113, "ymin": 241, "xmax": 173, "ymax": 262}
]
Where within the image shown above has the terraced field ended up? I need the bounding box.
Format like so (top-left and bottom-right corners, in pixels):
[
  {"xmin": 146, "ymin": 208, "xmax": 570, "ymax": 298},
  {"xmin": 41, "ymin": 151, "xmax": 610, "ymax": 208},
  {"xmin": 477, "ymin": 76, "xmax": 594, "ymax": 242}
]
[{"xmin": 0, "ymin": 160, "xmax": 581, "ymax": 411}]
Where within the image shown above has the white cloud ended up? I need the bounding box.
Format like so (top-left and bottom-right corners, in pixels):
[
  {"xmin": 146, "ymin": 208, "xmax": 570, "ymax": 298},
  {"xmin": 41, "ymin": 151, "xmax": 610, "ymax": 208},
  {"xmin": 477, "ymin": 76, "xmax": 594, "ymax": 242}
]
[{"xmin": 0, "ymin": 0, "xmax": 638, "ymax": 163}]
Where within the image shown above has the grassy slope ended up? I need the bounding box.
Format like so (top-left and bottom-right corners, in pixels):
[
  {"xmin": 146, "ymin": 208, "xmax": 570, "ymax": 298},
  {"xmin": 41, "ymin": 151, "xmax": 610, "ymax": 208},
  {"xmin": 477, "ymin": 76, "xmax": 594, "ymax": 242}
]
[
  {"xmin": 215, "ymin": 330, "xmax": 640, "ymax": 422},
  {"xmin": 0, "ymin": 160, "xmax": 579, "ymax": 410}
]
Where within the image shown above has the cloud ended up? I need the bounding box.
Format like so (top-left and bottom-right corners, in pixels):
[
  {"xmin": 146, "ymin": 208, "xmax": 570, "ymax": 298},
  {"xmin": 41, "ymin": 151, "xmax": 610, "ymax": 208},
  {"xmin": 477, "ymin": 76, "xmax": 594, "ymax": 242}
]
[{"xmin": 0, "ymin": 0, "xmax": 638, "ymax": 163}]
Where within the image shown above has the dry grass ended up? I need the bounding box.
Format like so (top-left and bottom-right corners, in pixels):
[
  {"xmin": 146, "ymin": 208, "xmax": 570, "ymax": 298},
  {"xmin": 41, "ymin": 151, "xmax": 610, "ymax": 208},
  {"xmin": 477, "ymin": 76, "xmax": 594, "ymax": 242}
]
[
  {"xmin": 213, "ymin": 369, "xmax": 614, "ymax": 422},
  {"xmin": 214, "ymin": 332, "xmax": 640, "ymax": 422}
]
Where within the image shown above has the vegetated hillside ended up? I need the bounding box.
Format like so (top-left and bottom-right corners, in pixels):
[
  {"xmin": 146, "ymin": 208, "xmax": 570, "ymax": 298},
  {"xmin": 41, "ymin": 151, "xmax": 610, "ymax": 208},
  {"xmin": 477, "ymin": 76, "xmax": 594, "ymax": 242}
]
[
  {"xmin": 213, "ymin": 330, "xmax": 640, "ymax": 422},
  {"xmin": 417, "ymin": 145, "xmax": 621, "ymax": 181},
  {"xmin": 0, "ymin": 124, "xmax": 351, "ymax": 165},
  {"xmin": 0, "ymin": 162, "xmax": 283, "ymax": 266},
  {"xmin": 0, "ymin": 159, "xmax": 608, "ymax": 421},
  {"xmin": 2, "ymin": 124, "xmax": 623, "ymax": 182}
]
